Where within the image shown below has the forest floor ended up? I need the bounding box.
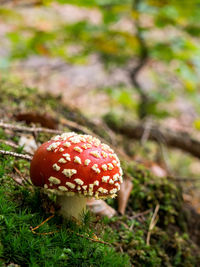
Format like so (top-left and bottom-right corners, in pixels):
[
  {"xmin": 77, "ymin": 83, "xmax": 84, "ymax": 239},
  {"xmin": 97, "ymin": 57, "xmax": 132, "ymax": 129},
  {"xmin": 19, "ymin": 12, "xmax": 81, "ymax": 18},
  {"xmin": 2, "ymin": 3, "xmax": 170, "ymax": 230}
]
[{"xmin": 0, "ymin": 78, "xmax": 200, "ymax": 266}]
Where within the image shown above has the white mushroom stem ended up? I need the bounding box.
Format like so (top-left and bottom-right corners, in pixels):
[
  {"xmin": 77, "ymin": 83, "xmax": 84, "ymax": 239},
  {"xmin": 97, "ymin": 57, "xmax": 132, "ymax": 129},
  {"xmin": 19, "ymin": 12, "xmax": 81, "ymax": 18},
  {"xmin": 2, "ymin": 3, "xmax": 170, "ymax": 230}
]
[{"xmin": 56, "ymin": 194, "xmax": 87, "ymax": 220}]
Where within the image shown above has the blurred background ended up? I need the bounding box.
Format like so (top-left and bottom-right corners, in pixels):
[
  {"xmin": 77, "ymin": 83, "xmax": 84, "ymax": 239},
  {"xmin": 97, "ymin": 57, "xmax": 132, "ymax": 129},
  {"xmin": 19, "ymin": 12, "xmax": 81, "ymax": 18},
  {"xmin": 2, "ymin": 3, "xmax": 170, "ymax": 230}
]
[{"xmin": 0, "ymin": 0, "xmax": 200, "ymax": 213}]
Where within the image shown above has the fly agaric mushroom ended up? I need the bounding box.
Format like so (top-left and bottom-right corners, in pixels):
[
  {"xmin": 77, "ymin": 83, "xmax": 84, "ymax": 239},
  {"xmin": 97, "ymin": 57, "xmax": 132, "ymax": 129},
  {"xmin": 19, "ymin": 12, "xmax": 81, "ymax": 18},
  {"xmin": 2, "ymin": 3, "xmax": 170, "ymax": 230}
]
[{"xmin": 30, "ymin": 132, "xmax": 123, "ymax": 220}]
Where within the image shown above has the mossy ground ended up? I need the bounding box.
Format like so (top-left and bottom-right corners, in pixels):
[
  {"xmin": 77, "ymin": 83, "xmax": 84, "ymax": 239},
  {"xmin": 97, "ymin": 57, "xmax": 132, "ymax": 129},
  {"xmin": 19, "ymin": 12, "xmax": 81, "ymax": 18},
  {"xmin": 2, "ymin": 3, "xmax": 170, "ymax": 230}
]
[
  {"xmin": 0, "ymin": 77, "xmax": 199, "ymax": 266},
  {"xmin": 0, "ymin": 133, "xmax": 130, "ymax": 267}
]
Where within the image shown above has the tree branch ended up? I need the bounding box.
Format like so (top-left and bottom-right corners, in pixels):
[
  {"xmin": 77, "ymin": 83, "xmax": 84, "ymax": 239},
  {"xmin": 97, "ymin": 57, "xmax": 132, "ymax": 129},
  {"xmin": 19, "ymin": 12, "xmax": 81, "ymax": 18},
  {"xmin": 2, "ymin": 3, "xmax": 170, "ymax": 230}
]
[
  {"xmin": 130, "ymin": 0, "xmax": 152, "ymax": 118},
  {"xmin": 104, "ymin": 113, "xmax": 200, "ymax": 159}
]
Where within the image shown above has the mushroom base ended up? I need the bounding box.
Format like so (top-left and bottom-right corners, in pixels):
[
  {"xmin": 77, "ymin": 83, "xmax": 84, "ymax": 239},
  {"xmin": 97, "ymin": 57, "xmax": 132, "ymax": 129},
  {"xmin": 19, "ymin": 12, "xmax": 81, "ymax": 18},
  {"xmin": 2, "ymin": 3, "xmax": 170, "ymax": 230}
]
[{"xmin": 56, "ymin": 194, "xmax": 87, "ymax": 220}]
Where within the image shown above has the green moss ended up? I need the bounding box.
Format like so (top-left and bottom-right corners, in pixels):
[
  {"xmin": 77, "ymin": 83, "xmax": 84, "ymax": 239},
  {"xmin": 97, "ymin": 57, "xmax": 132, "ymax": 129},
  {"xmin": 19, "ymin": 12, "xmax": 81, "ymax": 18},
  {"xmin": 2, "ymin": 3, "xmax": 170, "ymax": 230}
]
[
  {"xmin": 122, "ymin": 162, "xmax": 184, "ymax": 227},
  {"xmin": 103, "ymin": 161, "xmax": 200, "ymax": 266},
  {"xmin": 0, "ymin": 155, "xmax": 130, "ymax": 267},
  {"xmin": 102, "ymin": 215, "xmax": 200, "ymax": 267}
]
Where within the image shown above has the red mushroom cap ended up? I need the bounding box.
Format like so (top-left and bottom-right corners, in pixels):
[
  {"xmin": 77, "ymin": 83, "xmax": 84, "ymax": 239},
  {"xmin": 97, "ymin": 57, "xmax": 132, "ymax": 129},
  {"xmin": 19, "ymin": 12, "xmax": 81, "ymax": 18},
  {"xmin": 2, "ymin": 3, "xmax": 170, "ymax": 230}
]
[{"xmin": 30, "ymin": 132, "xmax": 123, "ymax": 199}]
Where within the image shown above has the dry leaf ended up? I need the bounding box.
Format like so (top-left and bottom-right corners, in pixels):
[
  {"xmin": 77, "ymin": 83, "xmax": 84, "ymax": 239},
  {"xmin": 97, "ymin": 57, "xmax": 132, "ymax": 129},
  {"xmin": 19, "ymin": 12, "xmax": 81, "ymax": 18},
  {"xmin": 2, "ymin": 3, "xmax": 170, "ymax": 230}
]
[
  {"xmin": 150, "ymin": 163, "xmax": 167, "ymax": 178},
  {"xmin": 87, "ymin": 198, "xmax": 116, "ymax": 218},
  {"xmin": 15, "ymin": 112, "xmax": 58, "ymax": 129},
  {"xmin": 18, "ymin": 134, "xmax": 37, "ymax": 154},
  {"xmin": 117, "ymin": 175, "xmax": 133, "ymax": 215}
]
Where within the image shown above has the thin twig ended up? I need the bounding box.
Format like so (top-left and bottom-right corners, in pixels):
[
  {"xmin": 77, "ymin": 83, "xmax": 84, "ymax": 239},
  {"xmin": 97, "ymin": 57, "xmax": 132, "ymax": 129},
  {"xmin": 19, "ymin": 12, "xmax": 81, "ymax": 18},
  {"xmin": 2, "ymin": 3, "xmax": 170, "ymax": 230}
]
[
  {"xmin": 0, "ymin": 119, "xmax": 92, "ymax": 136},
  {"xmin": 9, "ymin": 173, "xmax": 24, "ymax": 186},
  {"xmin": 0, "ymin": 139, "xmax": 34, "ymax": 157},
  {"xmin": 146, "ymin": 204, "xmax": 160, "ymax": 246},
  {"xmin": 130, "ymin": 208, "xmax": 152, "ymax": 220},
  {"xmin": 67, "ymin": 229, "xmax": 112, "ymax": 247},
  {"xmin": 31, "ymin": 229, "xmax": 59, "ymax": 235},
  {"xmin": 0, "ymin": 139, "xmax": 19, "ymax": 149},
  {"xmin": 0, "ymin": 149, "xmax": 33, "ymax": 161},
  {"xmin": 0, "ymin": 121, "xmax": 62, "ymax": 135},
  {"xmin": 30, "ymin": 215, "xmax": 59, "ymax": 235},
  {"xmin": 0, "ymin": 121, "xmax": 131, "ymax": 163},
  {"xmin": 30, "ymin": 215, "xmax": 55, "ymax": 232},
  {"xmin": 14, "ymin": 166, "xmax": 32, "ymax": 185},
  {"xmin": 30, "ymin": 214, "xmax": 112, "ymax": 246},
  {"xmin": 1, "ymin": 120, "xmax": 102, "ymax": 144}
]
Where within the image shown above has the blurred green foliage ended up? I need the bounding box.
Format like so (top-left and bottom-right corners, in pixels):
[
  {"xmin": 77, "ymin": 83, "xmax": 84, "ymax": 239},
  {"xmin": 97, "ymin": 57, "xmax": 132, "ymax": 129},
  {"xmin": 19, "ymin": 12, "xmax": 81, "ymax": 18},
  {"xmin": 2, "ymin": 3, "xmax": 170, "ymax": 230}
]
[{"xmin": 1, "ymin": 0, "xmax": 200, "ymax": 118}]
